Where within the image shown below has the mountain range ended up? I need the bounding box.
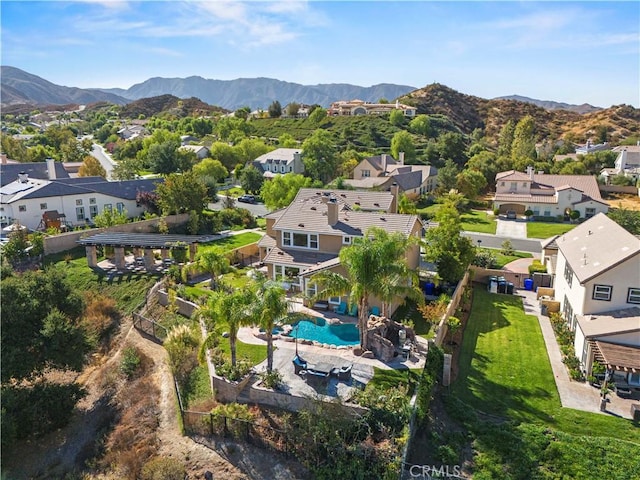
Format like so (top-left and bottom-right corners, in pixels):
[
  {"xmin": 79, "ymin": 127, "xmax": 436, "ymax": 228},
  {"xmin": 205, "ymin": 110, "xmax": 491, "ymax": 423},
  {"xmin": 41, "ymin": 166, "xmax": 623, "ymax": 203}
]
[{"xmin": 1, "ymin": 66, "xmax": 604, "ymax": 114}]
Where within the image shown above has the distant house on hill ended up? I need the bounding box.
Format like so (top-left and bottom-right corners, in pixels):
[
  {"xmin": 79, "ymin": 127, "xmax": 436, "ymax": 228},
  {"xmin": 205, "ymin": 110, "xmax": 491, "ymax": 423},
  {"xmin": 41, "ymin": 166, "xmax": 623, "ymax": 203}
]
[
  {"xmin": 575, "ymin": 140, "xmax": 610, "ymax": 155},
  {"xmin": 345, "ymin": 153, "xmax": 437, "ymax": 196},
  {"xmin": 493, "ymin": 167, "xmax": 608, "ymax": 220},
  {"xmin": 180, "ymin": 144, "xmax": 210, "ymax": 160},
  {"xmin": 252, "ymin": 148, "xmax": 304, "ymax": 178},
  {"xmin": 117, "ymin": 124, "xmax": 147, "ymax": 141},
  {"xmin": 327, "ymin": 99, "xmax": 416, "ymax": 117}
]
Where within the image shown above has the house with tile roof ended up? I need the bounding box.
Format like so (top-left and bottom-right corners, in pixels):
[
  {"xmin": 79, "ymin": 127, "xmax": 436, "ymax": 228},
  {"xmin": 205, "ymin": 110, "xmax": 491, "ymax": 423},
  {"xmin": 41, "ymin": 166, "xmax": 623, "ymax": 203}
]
[
  {"xmin": 180, "ymin": 144, "xmax": 210, "ymax": 160},
  {"xmin": 327, "ymin": 99, "xmax": 417, "ymax": 117},
  {"xmin": 553, "ymin": 213, "xmax": 640, "ymax": 382},
  {"xmin": 0, "ymin": 170, "xmax": 162, "ymax": 231},
  {"xmin": 252, "ymin": 148, "xmax": 304, "ymax": 178},
  {"xmin": 258, "ymin": 187, "xmax": 422, "ymax": 314},
  {"xmin": 493, "ymin": 166, "xmax": 608, "ymax": 220},
  {"xmin": 346, "ymin": 153, "xmax": 437, "ymax": 195}
]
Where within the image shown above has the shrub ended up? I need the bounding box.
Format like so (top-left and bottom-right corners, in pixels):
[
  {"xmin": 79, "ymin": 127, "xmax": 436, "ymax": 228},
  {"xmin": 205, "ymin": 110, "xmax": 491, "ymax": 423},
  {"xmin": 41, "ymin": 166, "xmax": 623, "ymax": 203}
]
[
  {"xmin": 260, "ymin": 369, "xmax": 283, "ymax": 390},
  {"xmin": 120, "ymin": 347, "xmax": 142, "ymax": 379},
  {"xmin": 141, "ymin": 456, "xmax": 185, "ymax": 480},
  {"xmin": 501, "ymin": 239, "xmax": 515, "ymax": 256},
  {"xmin": 472, "ymin": 249, "xmax": 497, "ymax": 268},
  {"xmin": 528, "ymin": 260, "xmax": 547, "ymax": 275},
  {"xmin": 83, "ymin": 295, "xmax": 118, "ymax": 342}
]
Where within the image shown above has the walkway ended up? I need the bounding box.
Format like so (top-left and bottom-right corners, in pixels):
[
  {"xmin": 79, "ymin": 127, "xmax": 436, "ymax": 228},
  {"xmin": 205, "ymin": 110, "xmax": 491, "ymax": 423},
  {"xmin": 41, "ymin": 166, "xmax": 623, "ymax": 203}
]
[
  {"xmin": 495, "ymin": 218, "xmax": 527, "ymax": 239},
  {"xmin": 519, "ymin": 289, "xmax": 635, "ymax": 419},
  {"xmin": 502, "ymin": 257, "xmax": 534, "ymax": 274}
]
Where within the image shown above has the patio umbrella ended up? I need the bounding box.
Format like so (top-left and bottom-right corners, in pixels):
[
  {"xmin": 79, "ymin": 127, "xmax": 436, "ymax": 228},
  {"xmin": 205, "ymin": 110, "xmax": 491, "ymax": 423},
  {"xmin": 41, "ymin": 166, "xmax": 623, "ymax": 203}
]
[{"xmin": 2, "ymin": 223, "xmax": 27, "ymax": 233}]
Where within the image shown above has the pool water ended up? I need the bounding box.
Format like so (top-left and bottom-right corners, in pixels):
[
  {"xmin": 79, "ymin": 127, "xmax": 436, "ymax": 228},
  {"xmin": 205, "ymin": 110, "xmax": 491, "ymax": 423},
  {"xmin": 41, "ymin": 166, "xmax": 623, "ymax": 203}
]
[{"xmin": 290, "ymin": 317, "xmax": 359, "ymax": 346}]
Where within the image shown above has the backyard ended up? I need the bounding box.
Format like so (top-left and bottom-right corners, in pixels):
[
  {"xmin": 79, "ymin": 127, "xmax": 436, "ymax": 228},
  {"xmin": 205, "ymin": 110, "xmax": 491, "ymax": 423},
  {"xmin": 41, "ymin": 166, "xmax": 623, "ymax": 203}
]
[
  {"xmin": 444, "ymin": 286, "xmax": 640, "ymax": 478},
  {"xmin": 526, "ymin": 221, "xmax": 576, "ymax": 239}
]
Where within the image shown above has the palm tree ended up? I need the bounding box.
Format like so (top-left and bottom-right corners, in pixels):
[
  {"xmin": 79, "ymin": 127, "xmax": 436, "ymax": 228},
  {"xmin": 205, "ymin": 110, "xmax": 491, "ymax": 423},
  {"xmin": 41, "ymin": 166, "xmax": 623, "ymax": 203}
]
[
  {"xmin": 311, "ymin": 227, "xmax": 420, "ymax": 351},
  {"xmin": 252, "ymin": 281, "xmax": 291, "ymax": 373},
  {"xmin": 189, "ymin": 248, "xmax": 229, "ymax": 290}
]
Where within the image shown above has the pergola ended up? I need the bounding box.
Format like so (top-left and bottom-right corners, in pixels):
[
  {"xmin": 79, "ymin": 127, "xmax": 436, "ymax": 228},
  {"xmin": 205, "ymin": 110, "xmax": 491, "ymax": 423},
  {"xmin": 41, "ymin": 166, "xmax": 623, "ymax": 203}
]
[
  {"xmin": 593, "ymin": 340, "xmax": 640, "ymax": 373},
  {"xmin": 77, "ymin": 232, "xmax": 211, "ymax": 271}
]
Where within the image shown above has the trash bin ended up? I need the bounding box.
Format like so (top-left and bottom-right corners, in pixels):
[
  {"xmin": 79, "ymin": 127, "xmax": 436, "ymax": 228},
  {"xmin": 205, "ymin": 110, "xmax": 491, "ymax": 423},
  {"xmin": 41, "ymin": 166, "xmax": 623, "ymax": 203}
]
[
  {"xmin": 506, "ymin": 282, "xmax": 514, "ymax": 294},
  {"xmin": 524, "ymin": 278, "xmax": 534, "ymax": 291},
  {"xmin": 541, "ymin": 304, "xmax": 548, "ymax": 316}
]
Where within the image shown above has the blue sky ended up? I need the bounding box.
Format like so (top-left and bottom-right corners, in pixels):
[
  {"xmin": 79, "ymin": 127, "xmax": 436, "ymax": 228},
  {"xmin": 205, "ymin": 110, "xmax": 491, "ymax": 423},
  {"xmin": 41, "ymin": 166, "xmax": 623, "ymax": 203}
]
[{"xmin": 2, "ymin": 1, "xmax": 639, "ymax": 107}]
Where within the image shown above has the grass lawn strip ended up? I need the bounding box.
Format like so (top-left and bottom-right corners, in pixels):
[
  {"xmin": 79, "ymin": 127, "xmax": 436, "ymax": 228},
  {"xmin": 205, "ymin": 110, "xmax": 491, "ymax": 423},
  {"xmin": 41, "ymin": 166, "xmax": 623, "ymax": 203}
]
[
  {"xmin": 460, "ymin": 210, "xmax": 497, "ymax": 234},
  {"xmin": 217, "ymin": 338, "xmax": 267, "ymax": 366},
  {"xmin": 526, "ymin": 222, "xmax": 576, "ymax": 239},
  {"xmin": 478, "ymin": 247, "xmax": 533, "ymax": 269},
  {"xmin": 199, "ymin": 231, "xmax": 262, "ymax": 253},
  {"xmin": 448, "ymin": 286, "xmax": 640, "ymax": 478}
]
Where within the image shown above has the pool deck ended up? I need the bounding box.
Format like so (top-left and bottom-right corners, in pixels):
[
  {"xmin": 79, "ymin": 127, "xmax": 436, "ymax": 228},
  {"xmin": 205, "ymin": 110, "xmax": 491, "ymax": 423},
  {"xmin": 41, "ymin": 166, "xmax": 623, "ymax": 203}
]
[{"xmin": 236, "ymin": 299, "xmax": 428, "ymax": 400}]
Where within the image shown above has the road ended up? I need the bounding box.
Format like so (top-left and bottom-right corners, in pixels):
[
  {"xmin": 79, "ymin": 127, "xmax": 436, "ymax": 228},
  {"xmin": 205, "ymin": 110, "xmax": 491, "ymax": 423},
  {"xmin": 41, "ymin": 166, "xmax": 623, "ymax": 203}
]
[
  {"xmin": 90, "ymin": 143, "xmax": 117, "ymax": 180},
  {"xmin": 208, "ymin": 195, "xmax": 270, "ymax": 217},
  {"xmin": 463, "ymin": 232, "xmax": 542, "ymax": 254}
]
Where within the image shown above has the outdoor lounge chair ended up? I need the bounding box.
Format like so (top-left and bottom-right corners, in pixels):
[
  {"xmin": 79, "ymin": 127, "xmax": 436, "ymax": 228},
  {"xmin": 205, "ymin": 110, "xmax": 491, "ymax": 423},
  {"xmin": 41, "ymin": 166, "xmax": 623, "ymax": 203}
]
[
  {"xmin": 304, "ymin": 369, "xmax": 330, "ymax": 387},
  {"xmin": 335, "ymin": 301, "xmax": 348, "ymax": 315},
  {"xmin": 348, "ymin": 304, "xmax": 358, "ymax": 317},
  {"xmin": 370, "ymin": 306, "xmax": 380, "ymax": 316},
  {"xmin": 292, "ymin": 355, "xmax": 308, "ymax": 375}
]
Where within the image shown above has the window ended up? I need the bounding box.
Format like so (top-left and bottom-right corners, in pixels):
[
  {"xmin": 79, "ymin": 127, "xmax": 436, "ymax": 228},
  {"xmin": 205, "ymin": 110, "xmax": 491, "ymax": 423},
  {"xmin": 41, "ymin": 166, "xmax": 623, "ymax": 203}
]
[
  {"xmin": 116, "ymin": 202, "xmax": 125, "ymax": 213},
  {"xmin": 306, "ymin": 282, "xmax": 317, "ymax": 297},
  {"xmin": 89, "ymin": 197, "xmax": 97, "ymax": 205},
  {"xmin": 564, "ymin": 262, "xmax": 573, "ymax": 287},
  {"xmin": 18, "ymin": 205, "xmax": 26, "ymax": 212},
  {"xmin": 533, "ymin": 208, "xmax": 540, "ymax": 216},
  {"xmin": 343, "ymin": 236, "xmax": 352, "ymax": 245},
  {"xmin": 522, "ymin": 183, "xmax": 527, "ymax": 187},
  {"xmin": 282, "ymin": 231, "xmax": 318, "ymax": 249},
  {"xmin": 40, "ymin": 203, "xmax": 47, "ymax": 210},
  {"xmin": 500, "ymin": 182, "xmax": 505, "ymax": 186},
  {"xmin": 563, "ymin": 295, "xmax": 574, "ymax": 327},
  {"xmin": 76, "ymin": 207, "xmax": 85, "ymax": 222},
  {"xmin": 309, "ymin": 234, "xmax": 318, "ymax": 249},
  {"xmin": 76, "ymin": 199, "xmax": 83, "ymax": 206},
  {"xmin": 362, "ymin": 170, "xmax": 371, "ymax": 177},
  {"xmin": 282, "ymin": 231, "xmax": 291, "ymax": 246},
  {"xmin": 329, "ymin": 296, "xmax": 341, "ymax": 305},
  {"xmin": 510, "ymin": 182, "xmax": 517, "ymax": 190},
  {"xmin": 585, "ymin": 208, "xmax": 596, "ymax": 218},
  {"xmin": 544, "ymin": 210, "xmax": 551, "ymax": 217},
  {"xmin": 627, "ymin": 288, "xmax": 640, "ymax": 304},
  {"xmin": 89, "ymin": 205, "xmax": 98, "ymax": 218},
  {"xmin": 592, "ymin": 285, "xmax": 612, "ymax": 301},
  {"xmin": 281, "ymin": 165, "xmax": 285, "ymax": 173}
]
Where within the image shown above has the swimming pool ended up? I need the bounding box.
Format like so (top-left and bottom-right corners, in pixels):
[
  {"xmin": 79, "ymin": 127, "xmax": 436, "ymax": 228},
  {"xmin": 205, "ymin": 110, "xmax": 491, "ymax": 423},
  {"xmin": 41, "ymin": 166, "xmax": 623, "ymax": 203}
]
[{"xmin": 289, "ymin": 318, "xmax": 359, "ymax": 346}]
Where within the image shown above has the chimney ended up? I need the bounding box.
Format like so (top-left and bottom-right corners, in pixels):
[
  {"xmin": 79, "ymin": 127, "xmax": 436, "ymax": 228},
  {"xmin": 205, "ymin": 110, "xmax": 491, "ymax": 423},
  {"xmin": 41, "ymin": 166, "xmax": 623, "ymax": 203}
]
[
  {"xmin": 46, "ymin": 158, "xmax": 56, "ymax": 180},
  {"xmin": 18, "ymin": 172, "xmax": 28, "ymax": 183},
  {"xmin": 526, "ymin": 165, "xmax": 534, "ymax": 180},
  {"xmin": 398, "ymin": 151, "xmax": 405, "ymax": 166},
  {"xmin": 390, "ymin": 182, "xmax": 399, "ymax": 214},
  {"xmin": 381, "ymin": 154, "xmax": 388, "ymax": 174},
  {"xmin": 327, "ymin": 198, "xmax": 339, "ymax": 226}
]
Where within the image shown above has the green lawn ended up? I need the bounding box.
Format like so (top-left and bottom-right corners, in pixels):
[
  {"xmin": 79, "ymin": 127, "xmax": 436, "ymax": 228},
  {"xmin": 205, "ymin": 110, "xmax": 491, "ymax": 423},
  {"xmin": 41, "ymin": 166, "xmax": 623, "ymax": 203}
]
[
  {"xmin": 368, "ymin": 367, "xmax": 422, "ymax": 394},
  {"xmin": 446, "ymin": 286, "xmax": 640, "ymax": 478},
  {"xmin": 43, "ymin": 247, "xmax": 157, "ymax": 315},
  {"xmin": 478, "ymin": 247, "xmax": 533, "ymax": 269},
  {"xmin": 526, "ymin": 221, "xmax": 576, "ymax": 239},
  {"xmin": 217, "ymin": 338, "xmax": 267, "ymax": 366},
  {"xmin": 392, "ymin": 299, "xmax": 437, "ymax": 339},
  {"xmin": 460, "ymin": 210, "xmax": 497, "ymax": 234},
  {"xmin": 198, "ymin": 232, "xmax": 262, "ymax": 254}
]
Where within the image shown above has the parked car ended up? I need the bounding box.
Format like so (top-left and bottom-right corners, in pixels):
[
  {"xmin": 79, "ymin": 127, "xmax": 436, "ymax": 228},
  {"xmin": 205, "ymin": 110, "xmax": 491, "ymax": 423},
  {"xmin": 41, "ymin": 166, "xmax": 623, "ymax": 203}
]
[
  {"xmin": 238, "ymin": 194, "xmax": 256, "ymax": 204},
  {"xmin": 506, "ymin": 210, "xmax": 517, "ymax": 219}
]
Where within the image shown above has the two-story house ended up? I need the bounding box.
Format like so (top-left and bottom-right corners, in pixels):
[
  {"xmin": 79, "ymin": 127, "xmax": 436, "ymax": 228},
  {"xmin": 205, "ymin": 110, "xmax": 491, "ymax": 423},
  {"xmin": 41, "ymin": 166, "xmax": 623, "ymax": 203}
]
[
  {"xmin": 600, "ymin": 144, "xmax": 640, "ymax": 185},
  {"xmin": 0, "ymin": 162, "xmax": 162, "ymax": 231},
  {"xmin": 553, "ymin": 213, "xmax": 640, "ymax": 383},
  {"xmin": 258, "ymin": 188, "xmax": 422, "ymax": 314},
  {"xmin": 494, "ymin": 167, "xmax": 609, "ymax": 219},
  {"xmin": 346, "ymin": 153, "xmax": 437, "ymax": 195},
  {"xmin": 252, "ymin": 148, "xmax": 304, "ymax": 178}
]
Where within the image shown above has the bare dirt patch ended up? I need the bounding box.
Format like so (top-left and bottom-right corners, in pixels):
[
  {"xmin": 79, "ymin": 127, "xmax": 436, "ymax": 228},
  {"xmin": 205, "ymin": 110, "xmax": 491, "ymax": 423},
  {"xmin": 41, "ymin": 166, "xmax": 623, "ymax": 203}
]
[
  {"xmin": 602, "ymin": 192, "xmax": 640, "ymax": 211},
  {"xmin": 2, "ymin": 318, "xmax": 307, "ymax": 480}
]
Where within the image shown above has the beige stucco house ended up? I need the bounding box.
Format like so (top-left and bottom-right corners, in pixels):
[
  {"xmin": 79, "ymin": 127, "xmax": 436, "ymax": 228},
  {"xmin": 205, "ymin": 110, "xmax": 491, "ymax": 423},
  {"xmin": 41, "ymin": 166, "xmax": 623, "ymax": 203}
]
[
  {"xmin": 494, "ymin": 167, "xmax": 608, "ymax": 220},
  {"xmin": 327, "ymin": 99, "xmax": 417, "ymax": 117},
  {"xmin": 553, "ymin": 213, "xmax": 640, "ymax": 383},
  {"xmin": 258, "ymin": 188, "xmax": 422, "ymax": 315},
  {"xmin": 252, "ymin": 148, "xmax": 304, "ymax": 178}
]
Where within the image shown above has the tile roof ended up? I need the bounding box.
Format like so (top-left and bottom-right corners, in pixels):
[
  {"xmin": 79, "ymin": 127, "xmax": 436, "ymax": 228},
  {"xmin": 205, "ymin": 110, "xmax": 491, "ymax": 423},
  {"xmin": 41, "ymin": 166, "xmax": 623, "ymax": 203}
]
[
  {"xmin": 576, "ymin": 307, "xmax": 640, "ymax": 338},
  {"xmin": 293, "ymin": 188, "xmax": 394, "ymax": 212},
  {"xmin": 1, "ymin": 162, "xmax": 69, "ymax": 186},
  {"xmin": 272, "ymin": 199, "xmax": 419, "ymax": 237},
  {"xmin": 557, "ymin": 213, "xmax": 640, "ymax": 283},
  {"xmin": 365, "ymin": 154, "xmax": 398, "ymax": 171},
  {"xmin": 532, "ymin": 173, "xmax": 604, "ymax": 201},
  {"xmin": 496, "ymin": 170, "xmax": 532, "ymax": 181},
  {"xmin": 263, "ymin": 247, "xmax": 337, "ymax": 267},
  {"xmin": 254, "ymin": 148, "xmax": 302, "ymax": 164},
  {"xmin": 494, "ymin": 193, "xmax": 559, "ymax": 204}
]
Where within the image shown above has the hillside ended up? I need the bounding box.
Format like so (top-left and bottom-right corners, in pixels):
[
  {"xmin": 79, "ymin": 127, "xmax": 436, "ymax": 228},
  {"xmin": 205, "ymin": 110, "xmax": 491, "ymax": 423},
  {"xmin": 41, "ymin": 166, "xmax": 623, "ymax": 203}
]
[
  {"xmin": 102, "ymin": 76, "xmax": 417, "ymax": 110},
  {"xmin": 399, "ymin": 83, "xmax": 639, "ymax": 143},
  {"xmin": 0, "ymin": 66, "xmax": 128, "ymax": 106},
  {"xmin": 118, "ymin": 94, "xmax": 228, "ymax": 118},
  {"xmin": 494, "ymin": 95, "xmax": 602, "ymax": 114}
]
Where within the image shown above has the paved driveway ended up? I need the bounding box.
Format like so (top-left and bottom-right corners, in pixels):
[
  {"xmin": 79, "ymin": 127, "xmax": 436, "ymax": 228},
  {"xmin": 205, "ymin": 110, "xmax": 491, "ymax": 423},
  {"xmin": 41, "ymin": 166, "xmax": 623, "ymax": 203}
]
[{"xmin": 496, "ymin": 218, "xmax": 527, "ymax": 239}]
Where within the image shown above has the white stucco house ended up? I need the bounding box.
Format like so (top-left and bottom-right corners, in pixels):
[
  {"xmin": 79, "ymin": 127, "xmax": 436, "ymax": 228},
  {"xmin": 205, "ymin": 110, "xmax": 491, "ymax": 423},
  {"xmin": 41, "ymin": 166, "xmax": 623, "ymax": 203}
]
[
  {"xmin": 600, "ymin": 144, "xmax": 640, "ymax": 185},
  {"xmin": 252, "ymin": 148, "xmax": 304, "ymax": 178},
  {"xmin": 494, "ymin": 167, "xmax": 609, "ymax": 220},
  {"xmin": 553, "ymin": 213, "xmax": 640, "ymax": 383},
  {"xmin": 180, "ymin": 144, "xmax": 210, "ymax": 160},
  {"xmin": 1, "ymin": 160, "xmax": 162, "ymax": 231}
]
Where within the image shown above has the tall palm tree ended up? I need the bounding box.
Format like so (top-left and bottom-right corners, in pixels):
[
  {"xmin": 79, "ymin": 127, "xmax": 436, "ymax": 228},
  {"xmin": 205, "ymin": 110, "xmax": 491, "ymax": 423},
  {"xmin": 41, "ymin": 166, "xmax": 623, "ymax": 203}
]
[
  {"xmin": 252, "ymin": 281, "xmax": 291, "ymax": 373},
  {"xmin": 189, "ymin": 248, "xmax": 229, "ymax": 290},
  {"xmin": 311, "ymin": 227, "xmax": 420, "ymax": 351},
  {"xmin": 216, "ymin": 288, "xmax": 256, "ymax": 366}
]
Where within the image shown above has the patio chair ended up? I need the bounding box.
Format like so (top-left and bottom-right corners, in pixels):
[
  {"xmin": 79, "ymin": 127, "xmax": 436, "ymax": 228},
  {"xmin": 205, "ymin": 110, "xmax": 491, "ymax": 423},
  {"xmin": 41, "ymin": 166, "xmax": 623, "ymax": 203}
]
[
  {"xmin": 348, "ymin": 304, "xmax": 358, "ymax": 317},
  {"xmin": 337, "ymin": 364, "xmax": 353, "ymax": 381},
  {"xmin": 370, "ymin": 306, "xmax": 380, "ymax": 316},
  {"xmin": 292, "ymin": 355, "xmax": 308, "ymax": 375},
  {"xmin": 335, "ymin": 301, "xmax": 348, "ymax": 315}
]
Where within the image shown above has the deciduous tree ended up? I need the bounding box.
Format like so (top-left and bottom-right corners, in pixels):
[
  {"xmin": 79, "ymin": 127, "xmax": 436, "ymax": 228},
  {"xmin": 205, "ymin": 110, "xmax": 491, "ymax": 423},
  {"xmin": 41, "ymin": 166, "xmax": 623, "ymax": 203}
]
[
  {"xmin": 260, "ymin": 173, "xmax": 314, "ymax": 209},
  {"xmin": 390, "ymin": 131, "xmax": 416, "ymax": 163},
  {"xmin": 156, "ymin": 171, "xmax": 208, "ymax": 214},
  {"xmin": 302, "ymin": 130, "xmax": 338, "ymax": 183},
  {"xmin": 78, "ymin": 156, "xmax": 107, "ymax": 178}
]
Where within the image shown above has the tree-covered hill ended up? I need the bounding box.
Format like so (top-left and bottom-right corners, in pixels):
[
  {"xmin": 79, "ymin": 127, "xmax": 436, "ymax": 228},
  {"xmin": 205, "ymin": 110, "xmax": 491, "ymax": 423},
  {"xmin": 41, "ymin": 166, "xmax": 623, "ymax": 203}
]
[{"xmin": 119, "ymin": 94, "xmax": 228, "ymax": 119}]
